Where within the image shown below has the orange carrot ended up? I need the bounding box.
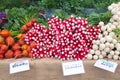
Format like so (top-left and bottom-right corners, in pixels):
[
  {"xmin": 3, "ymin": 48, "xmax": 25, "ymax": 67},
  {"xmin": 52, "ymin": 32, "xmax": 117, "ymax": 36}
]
[
  {"xmin": 22, "ymin": 50, "xmax": 28, "ymax": 57},
  {"xmin": 14, "ymin": 50, "xmax": 22, "ymax": 58},
  {"xmin": 31, "ymin": 18, "xmax": 37, "ymax": 23},
  {"xmin": 0, "ymin": 55, "xmax": 4, "ymax": 59},
  {"xmin": 5, "ymin": 50, "xmax": 13, "ymax": 59},
  {"xmin": 21, "ymin": 25, "xmax": 28, "ymax": 32},
  {"xmin": 18, "ymin": 39, "xmax": 25, "ymax": 45},
  {"xmin": 21, "ymin": 44, "xmax": 28, "ymax": 50},
  {"xmin": 0, "ymin": 29, "xmax": 10, "ymax": 38},
  {"xmin": 28, "ymin": 53, "xmax": 33, "ymax": 58},
  {"xmin": 12, "ymin": 43, "xmax": 20, "ymax": 51},
  {"xmin": 26, "ymin": 21, "xmax": 32, "ymax": 28},
  {"xmin": 6, "ymin": 36, "xmax": 14, "ymax": 46},
  {"xmin": 1, "ymin": 44, "xmax": 8, "ymax": 51},
  {"xmin": 30, "ymin": 41, "xmax": 36, "ymax": 48},
  {"xmin": 16, "ymin": 34, "xmax": 23, "ymax": 39},
  {"xmin": 0, "ymin": 36, "xmax": 4, "ymax": 44}
]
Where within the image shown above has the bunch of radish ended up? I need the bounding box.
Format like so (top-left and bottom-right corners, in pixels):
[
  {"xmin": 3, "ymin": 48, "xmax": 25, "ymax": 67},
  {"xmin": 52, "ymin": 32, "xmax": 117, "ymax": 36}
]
[
  {"xmin": 87, "ymin": 2, "xmax": 120, "ymax": 60},
  {"xmin": 24, "ymin": 16, "xmax": 100, "ymax": 60}
]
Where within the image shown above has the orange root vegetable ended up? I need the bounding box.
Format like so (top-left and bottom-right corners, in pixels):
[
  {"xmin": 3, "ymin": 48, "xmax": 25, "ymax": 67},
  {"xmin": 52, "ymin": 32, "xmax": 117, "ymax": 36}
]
[
  {"xmin": 22, "ymin": 50, "xmax": 28, "ymax": 57},
  {"xmin": 6, "ymin": 36, "xmax": 14, "ymax": 46},
  {"xmin": 28, "ymin": 53, "xmax": 32, "ymax": 58},
  {"xmin": 0, "ymin": 55, "xmax": 4, "ymax": 59},
  {"xmin": 5, "ymin": 50, "xmax": 13, "ymax": 59},
  {"xmin": 0, "ymin": 29, "xmax": 10, "ymax": 38},
  {"xmin": 1, "ymin": 44, "xmax": 8, "ymax": 51},
  {"xmin": 21, "ymin": 25, "xmax": 28, "ymax": 32},
  {"xmin": 0, "ymin": 49, "xmax": 5, "ymax": 55},
  {"xmin": 0, "ymin": 36, "xmax": 4, "ymax": 44},
  {"xmin": 26, "ymin": 21, "xmax": 32, "ymax": 28},
  {"xmin": 12, "ymin": 43, "xmax": 20, "ymax": 51},
  {"xmin": 18, "ymin": 39, "xmax": 25, "ymax": 45},
  {"xmin": 31, "ymin": 18, "xmax": 37, "ymax": 23},
  {"xmin": 14, "ymin": 50, "xmax": 22, "ymax": 58},
  {"xmin": 30, "ymin": 41, "xmax": 36, "ymax": 48},
  {"xmin": 21, "ymin": 44, "xmax": 28, "ymax": 50},
  {"xmin": 16, "ymin": 34, "xmax": 23, "ymax": 39},
  {"xmin": 26, "ymin": 46, "xmax": 31, "ymax": 52}
]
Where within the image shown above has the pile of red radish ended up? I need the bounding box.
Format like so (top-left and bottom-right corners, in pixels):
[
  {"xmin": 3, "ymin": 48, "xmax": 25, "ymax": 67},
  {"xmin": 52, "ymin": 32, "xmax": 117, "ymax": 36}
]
[{"xmin": 24, "ymin": 16, "xmax": 101, "ymax": 60}]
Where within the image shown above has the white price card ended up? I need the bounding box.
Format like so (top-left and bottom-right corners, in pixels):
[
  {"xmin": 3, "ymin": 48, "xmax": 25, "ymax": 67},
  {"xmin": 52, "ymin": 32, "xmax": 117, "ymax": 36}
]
[
  {"xmin": 94, "ymin": 59, "xmax": 118, "ymax": 73},
  {"xmin": 10, "ymin": 60, "xmax": 30, "ymax": 74},
  {"xmin": 62, "ymin": 60, "xmax": 85, "ymax": 76}
]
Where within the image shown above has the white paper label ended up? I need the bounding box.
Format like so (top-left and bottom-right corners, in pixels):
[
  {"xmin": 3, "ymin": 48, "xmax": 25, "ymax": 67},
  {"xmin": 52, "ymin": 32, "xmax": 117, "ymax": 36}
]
[
  {"xmin": 62, "ymin": 60, "xmax": 85, "ymax": 76},
  {"xmin": 94, "ymin": 59, "xmax": 118, "ymax": 73},
  {"xmin": 10, "ymin": 60, "xmax": 30, "ymax": 74}
]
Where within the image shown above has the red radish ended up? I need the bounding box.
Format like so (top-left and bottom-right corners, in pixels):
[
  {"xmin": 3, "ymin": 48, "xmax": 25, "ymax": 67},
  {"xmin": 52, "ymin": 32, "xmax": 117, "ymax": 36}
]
[{"xmin": 24, "ymin": 16, "xmax": 100, "ymax": 60}]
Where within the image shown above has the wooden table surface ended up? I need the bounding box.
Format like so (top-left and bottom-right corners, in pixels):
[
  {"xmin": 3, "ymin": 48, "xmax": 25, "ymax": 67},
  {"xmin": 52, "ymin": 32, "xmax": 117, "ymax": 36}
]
[{"xmin": 0, "ymin": 58, "xmax": 120, "ymax": 80}]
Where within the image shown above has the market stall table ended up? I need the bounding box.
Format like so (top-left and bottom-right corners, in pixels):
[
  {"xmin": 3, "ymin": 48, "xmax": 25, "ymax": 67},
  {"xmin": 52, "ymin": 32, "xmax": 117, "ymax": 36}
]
[{"xmin": 0, "ymin": 58, "xmax": 120, "ymax": 80}]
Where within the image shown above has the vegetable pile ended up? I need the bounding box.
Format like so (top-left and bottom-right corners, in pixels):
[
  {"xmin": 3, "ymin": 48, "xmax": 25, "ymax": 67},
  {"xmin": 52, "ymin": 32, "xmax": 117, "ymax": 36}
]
[
  {"xmin": 24, "ymin": 16, "xmax": 100, "ymax": 60},
  {"xmin": 87, "ymin": 2, "xmax": 120, "ymax": 60},
  {"xmin": 0, "ymin": 27, "xmax": 33, "ymax": 59}
]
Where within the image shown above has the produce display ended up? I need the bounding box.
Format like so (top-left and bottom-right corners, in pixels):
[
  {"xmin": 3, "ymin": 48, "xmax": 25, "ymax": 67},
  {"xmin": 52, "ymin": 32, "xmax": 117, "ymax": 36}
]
[
  {"xmin": 0, "ymin": 19, "xmax": 35, "ymax": 59},
  {"xmin": 87, "ymin": 2, "xmax": 120, "ymax": 60},
  {"xmin": 24, "ymin": 16, "xmax": 100, "ymax": 60},
  {"xmin": 0, "ymin": 1, "xmax": 120, "ymax": 61}
]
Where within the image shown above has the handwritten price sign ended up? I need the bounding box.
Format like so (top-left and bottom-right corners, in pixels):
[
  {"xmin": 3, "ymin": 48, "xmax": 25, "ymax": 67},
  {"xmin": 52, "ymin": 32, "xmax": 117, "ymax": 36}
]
[
  {"xmin": 94, "ymin": 59, "xmax": 118, "ymax": 73},
  {"xmin": 10, "ymin": 60, "xmax": 30, "ymax": 74}
]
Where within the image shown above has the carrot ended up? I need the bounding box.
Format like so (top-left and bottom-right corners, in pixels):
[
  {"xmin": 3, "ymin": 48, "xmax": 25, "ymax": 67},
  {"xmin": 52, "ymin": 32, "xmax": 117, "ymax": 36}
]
[
  {"xmin": 0, "ymin": 29, "xmax": 10, "ymax": 38},
  {"xmin": 5, "ymin": 50, "xmax": 13, "ymax": 59},
  {"xmin": 12, "ymin": 43, "xmax": 20, "ymax": 51},
  {"xmin": 14, "ymin": 50, "xmax": 22, "ymax": 58},
  {"xmin": 21, "ymin": 25, "xmax": 28, "ymax": 32},
  {"xmin": 22, "ymin": 50, "xmax": 28, "ymax": 57},
  {"xmin": 6, "ymin": 36, "xmax": 14, "ymax": 46},
  {"xmin": 31, "ymin": 18, "xmax": 37, "ymax": 23},
  {"xmin": 1, "ymin": 44, "xmax": 8, "ymax": 51},
  {"xmin": 0, "ymin": 36, "xmax": 4, "ymax": 44},
  {"xmin": 18, "ymin": 39, "xmax": 25, "ymax": 45},
  {"xmin": 30, "ymin": 41, "xmax": 36, "ymax": 48},
  {"xmin": 0, "ymin": 49, "xmax": 5, "ymax": 55},
  {"xmin": 28, "ymin": 53, "xmax": 32, "ymax": 58},
  {"xmin": 16, "ymin": 34, "xmax": 22, "ymax": 39},
  {"xmin": 26, "ymin": 21, "xmax": 32, "ymax": 28},
  {"xmin": 21, "ymin": 44, "xmax": 28, "ymax": 50},
  {"xmin": 0, "ymin": 55, "xmax": 4, "ymax": 59},
  {"xmin": 20, "ymin": 34, "xmax": 26, "ymax": 40},
  {"xmin": 26, "ymin": 46, "xmax": 31, "ymax": 52}
]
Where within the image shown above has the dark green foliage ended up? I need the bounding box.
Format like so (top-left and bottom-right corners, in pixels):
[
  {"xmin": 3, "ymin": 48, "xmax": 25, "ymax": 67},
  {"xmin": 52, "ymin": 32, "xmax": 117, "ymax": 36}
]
[{"xmin": 1, "ymin": 0, "xmax": 120, "ymax": 27}]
